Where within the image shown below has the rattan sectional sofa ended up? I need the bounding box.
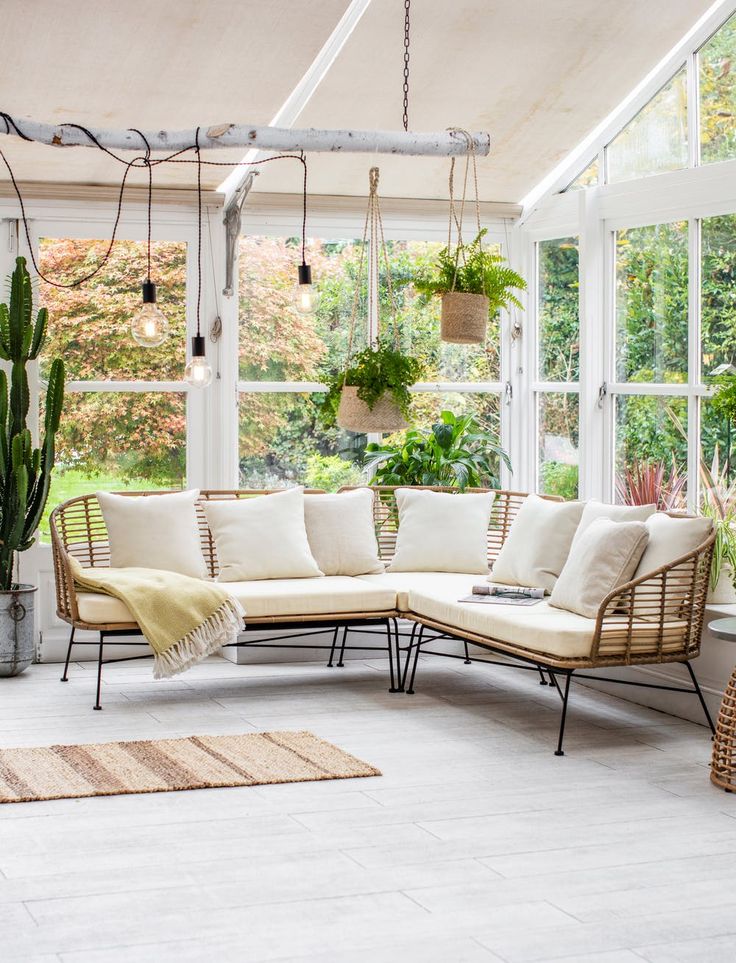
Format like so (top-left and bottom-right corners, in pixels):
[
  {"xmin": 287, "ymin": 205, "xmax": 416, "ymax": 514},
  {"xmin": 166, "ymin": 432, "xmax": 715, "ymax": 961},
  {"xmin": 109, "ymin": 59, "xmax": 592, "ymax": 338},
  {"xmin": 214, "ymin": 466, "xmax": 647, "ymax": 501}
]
[{"xmin": 50, "ymin": 486, "xmax": 717, "ymax": 754}]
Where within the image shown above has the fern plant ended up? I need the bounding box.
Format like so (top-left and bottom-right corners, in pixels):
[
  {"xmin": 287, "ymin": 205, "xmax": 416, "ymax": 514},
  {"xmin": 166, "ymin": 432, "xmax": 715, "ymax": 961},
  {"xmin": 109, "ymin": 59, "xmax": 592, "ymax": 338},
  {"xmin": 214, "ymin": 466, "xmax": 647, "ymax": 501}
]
[
  {"xmin": 413, "ymin": 229, "xmax": 526, "ymax": 318},
  {"xmin": 319, "ymin": 343, "xmax": 423, "ymax": 429}
]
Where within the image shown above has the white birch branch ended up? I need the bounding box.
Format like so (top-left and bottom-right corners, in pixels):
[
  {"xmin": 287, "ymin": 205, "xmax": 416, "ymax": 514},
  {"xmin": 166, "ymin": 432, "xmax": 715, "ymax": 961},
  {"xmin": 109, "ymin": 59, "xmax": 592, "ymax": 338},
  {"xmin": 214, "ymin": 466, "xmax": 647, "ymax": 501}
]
[{"xmin": 0, "ymin": 118, "xmax": 490, "ymax": 157}]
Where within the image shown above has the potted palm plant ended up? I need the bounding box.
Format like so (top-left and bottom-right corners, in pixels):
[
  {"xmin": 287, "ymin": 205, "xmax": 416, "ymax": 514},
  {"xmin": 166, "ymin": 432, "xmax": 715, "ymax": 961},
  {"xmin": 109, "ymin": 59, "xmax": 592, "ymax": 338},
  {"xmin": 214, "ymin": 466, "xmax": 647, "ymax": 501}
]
[
  {"xmin": 0, "ymin": 257, "xmax": 65, "ymax": 677},
  {"xmin": 413, "ymin": 229, "xmax": 526, "ymax": 345},
  {"xmin": 700, "ymin": 449, "xmax": 736, "ymax": 604}
]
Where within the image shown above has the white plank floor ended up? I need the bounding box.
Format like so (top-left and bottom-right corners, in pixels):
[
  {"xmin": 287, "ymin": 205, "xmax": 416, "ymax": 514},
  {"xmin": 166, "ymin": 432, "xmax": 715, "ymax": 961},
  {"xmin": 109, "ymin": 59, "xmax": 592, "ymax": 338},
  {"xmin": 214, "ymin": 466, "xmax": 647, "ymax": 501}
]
[{"xmin": 0, "ymin": 651, "xmax": 735, "ymax": 963}]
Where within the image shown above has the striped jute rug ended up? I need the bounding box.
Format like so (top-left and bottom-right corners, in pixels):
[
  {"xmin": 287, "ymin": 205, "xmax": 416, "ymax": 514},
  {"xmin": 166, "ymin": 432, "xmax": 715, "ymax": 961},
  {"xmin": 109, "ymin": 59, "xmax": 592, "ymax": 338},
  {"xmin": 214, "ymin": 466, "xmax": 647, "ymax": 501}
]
[{"xmin": 0, "ymin": 731, "xmax": 380, "ymax": 803}]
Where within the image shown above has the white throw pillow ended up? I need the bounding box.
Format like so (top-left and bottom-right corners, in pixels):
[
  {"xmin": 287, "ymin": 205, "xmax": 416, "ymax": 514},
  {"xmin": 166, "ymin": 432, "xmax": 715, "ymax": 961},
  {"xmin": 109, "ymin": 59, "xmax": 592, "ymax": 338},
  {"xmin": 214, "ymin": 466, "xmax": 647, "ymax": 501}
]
[
  {"xmin": 491, "ymin": 494, "xmax": 585, "ymax": 593},
  {"xmin": 572, "ymin": 500, "xmax": 656, "ymax": 548},
  {"xmin": 96, "ymin": 489, "xmax": 207, "ymax": 579},
  {"xmin": 387, "ymin": 489, "xmax": 495, "ymax": 574},
  {"xmin": 304, "ymin": 489, "xmax": 384, "ymax": 576},
  {"xmin": 635, "ymin": 513, "xmax": 714, "ymax": 581},
  {"xmin": 203, "ymin": 487, "xmax": 323, "ymax": 582},
  {"xmin": 549, "ymin": 518, "xmax": 649, "ymax": 618}
]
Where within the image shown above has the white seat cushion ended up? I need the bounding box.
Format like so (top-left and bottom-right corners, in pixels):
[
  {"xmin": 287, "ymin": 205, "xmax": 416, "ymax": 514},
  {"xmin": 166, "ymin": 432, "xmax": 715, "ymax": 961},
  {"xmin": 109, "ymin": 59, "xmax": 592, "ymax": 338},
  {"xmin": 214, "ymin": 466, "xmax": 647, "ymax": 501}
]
[
  {"xmin": 407, "ymin": 584, "xmax": 598, "ymax": 659},
  {"xmin": 221, "ymin": 577, "xmax": 396, "ymax": 619},
  {"xmin": 77, "ymin": 592, "xmax": 135, "ymax": 625},
  {"xmin": 76, "ymin": 577, "xmax": 397, "ymax": 625},
  {"xmin": 357, "ymin": 572, "xmax": 479, "ymax": 611}
]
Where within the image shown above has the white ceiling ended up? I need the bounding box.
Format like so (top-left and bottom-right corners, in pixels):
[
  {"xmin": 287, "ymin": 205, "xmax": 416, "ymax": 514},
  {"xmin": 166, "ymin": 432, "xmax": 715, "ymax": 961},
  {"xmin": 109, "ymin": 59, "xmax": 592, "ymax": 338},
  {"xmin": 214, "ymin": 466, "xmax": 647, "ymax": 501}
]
[{"xmin": 0, "ymin": 0, "xmax": 715, "ymax": 203}]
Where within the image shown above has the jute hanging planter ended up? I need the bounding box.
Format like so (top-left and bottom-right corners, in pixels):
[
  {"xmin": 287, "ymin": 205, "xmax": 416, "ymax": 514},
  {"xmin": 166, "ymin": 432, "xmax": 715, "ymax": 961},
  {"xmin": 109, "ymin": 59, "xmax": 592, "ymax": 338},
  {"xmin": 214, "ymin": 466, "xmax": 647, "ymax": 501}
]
[
  {"xmin": 337, "ymin": 387, "xmax": 408, "ymax": 433},
  {"xmin": 323, "ymin": 167, "xmax": 422, "ymax": 435},
  {"xmin": 441, "ymin": 291, "xmax": 489, "ymax": 344}
]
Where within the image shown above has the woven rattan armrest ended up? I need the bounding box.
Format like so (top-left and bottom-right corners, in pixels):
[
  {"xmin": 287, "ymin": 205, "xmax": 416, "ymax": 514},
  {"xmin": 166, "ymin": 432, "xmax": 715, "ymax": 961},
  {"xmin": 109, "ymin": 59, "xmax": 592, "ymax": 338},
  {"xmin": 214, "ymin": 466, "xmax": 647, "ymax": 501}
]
[{"xmin": 590, "ymin": 528, "xmax": 716, "ymax": 664}]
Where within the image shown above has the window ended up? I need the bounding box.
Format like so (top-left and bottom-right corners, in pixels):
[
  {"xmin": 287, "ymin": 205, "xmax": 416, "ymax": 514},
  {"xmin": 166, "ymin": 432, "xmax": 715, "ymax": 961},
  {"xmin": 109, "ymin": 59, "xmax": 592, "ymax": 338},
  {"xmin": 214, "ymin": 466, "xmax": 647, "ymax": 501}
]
[
  {"xmin": 611, "ymin": 220, "xmax": 691, "ymax": 508},
  {"xmin": 567, "ymin": 159, "xmax": 599, "ymax": 191},
  {"xmin": 614, "ymin": 222, "xmax": 688, "ymax": 384},
  {"xmin": 699, "ymin": 12, "xmax": 736, "ymax": 165},
  {"xmin": 701, "ymin": 214, "xmax": 736, "ymax": 379},
  {"xmin": 238, "ymin": 235, "xmax": 504, "ymax": 490},
  {"xmin": 536, "ymin": 238, "xmax": 580, "ymax": 498},
  {"xmin": 607, "ymin": 69, "xmax": 688, "ymax": 184},
  {"xmin": 38, "ymin": 237, "xmax": 189, "ymax": 535}
]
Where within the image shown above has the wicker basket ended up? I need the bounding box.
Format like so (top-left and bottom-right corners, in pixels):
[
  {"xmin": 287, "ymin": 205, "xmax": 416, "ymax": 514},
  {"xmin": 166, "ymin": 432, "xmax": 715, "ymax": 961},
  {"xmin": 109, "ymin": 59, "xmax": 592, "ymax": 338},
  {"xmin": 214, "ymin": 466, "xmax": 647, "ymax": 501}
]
[
  {"xmin": 441, "ymin": 292, "xmax": 489, "ymax": 344},
  {"xmin": 712, "ymin": 666, "xmax": 736, "ymax": 792},
  {"xmin": 337, "ymin": 386, "xmax": 408, "ymax": 433}
]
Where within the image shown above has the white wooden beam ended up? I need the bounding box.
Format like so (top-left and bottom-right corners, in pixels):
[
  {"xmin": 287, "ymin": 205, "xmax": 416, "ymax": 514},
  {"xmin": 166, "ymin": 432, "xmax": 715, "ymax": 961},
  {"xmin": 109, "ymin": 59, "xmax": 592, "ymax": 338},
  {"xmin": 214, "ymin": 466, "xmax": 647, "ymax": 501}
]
[{"xmin": 0, "ymin": 119, "xmax": 490, "ymax": 158}]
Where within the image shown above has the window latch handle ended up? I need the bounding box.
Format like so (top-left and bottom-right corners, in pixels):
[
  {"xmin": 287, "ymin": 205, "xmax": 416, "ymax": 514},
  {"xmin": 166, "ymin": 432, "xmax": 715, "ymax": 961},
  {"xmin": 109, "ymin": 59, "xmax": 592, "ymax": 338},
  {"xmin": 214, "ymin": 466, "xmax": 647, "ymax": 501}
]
[
  {"xmin": 597, "ymin": 382, "xmax": 607, "ymax": 409},
  {"xmin": 504, "ymin": 381, "xmax": 513, "ymax": 406}
]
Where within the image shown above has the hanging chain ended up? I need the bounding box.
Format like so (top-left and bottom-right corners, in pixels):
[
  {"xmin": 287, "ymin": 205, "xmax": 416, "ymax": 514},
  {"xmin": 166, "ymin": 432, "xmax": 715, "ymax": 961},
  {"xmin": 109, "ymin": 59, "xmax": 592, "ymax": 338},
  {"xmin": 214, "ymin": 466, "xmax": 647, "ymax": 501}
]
[{"xmin": 402, "ymin": 0, "xmax": 411, "ymax": 132}]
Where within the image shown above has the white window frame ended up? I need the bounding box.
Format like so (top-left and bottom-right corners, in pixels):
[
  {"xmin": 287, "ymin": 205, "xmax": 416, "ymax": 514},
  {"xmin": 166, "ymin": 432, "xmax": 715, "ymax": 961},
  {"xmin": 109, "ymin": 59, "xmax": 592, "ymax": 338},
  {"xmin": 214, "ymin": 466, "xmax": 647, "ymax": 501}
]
[{"xmin": 235, "ymin": 199, "xmax": 514, "ymax": 490}]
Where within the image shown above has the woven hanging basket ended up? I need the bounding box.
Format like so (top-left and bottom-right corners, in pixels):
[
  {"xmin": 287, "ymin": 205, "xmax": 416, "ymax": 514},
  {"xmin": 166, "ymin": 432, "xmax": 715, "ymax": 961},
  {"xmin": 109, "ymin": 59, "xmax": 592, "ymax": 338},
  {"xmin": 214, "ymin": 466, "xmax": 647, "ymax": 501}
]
[
  {"xmin": 337, "ymin": 386, "xmax": 408, "ymax": 433},
  {"xmin": 711, "ymin": 666, "xmax": 736, "ymax": 792},
  {"xmin": 440, "ymin": 292, "xmax": 489, "ymax": 344}
]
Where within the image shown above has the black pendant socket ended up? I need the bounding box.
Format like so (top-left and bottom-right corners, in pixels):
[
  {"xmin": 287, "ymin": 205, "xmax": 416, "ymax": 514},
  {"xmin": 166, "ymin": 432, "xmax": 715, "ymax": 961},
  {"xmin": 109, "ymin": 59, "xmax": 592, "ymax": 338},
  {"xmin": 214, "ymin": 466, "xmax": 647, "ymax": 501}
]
[
  {"xmin": 297, "ymin": 262, "xmax": 312, "ymax": 286},
  {"xmin": 142, "ymin": 280, "xmax": 157, "ymax": 304},
  {"xmin": 192, "ymin": 335, "xmax": 206, "ymax": 358}
]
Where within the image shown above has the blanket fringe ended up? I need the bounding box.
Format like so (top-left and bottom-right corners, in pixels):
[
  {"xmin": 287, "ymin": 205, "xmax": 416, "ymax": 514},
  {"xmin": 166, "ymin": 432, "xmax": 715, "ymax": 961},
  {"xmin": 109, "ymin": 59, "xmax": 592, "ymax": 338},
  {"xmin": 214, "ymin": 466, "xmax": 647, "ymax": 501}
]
[{"xmin": 153, "ymin": 597, "xmax": 246, "ymax": 680}]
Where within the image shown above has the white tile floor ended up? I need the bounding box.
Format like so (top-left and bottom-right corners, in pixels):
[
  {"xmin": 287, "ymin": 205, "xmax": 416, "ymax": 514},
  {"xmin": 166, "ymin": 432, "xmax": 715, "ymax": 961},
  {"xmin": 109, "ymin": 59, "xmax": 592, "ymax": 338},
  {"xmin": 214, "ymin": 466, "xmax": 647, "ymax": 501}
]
[{"xmin": 0, "ymin": 652, "xmax": 735, "ymax": 962}]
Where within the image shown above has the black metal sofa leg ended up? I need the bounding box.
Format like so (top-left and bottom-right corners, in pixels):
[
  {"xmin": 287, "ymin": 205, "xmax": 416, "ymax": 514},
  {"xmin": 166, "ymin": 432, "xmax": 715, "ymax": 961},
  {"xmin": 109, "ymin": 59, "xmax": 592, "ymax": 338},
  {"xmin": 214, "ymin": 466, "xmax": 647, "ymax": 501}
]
[
  {"xmin": 336, "ymin": 625, "xmax": 348, "ymax": 667},
  {"xmin": 94, "ymin": 633, "xmax": 104, "ymax": 711},
  {"xmin": 405, "ymin": 625, "xmax": 425, "ymax": 695},
  {"xmin": 554, "ymin": 671, "xmax": 573, "ymax": 756},
  {"xmin": 685, "ymin": 661, "xmax": 716, "ymax": 735},
  {"xmin": 387, "ymin": 618, "xmax": 401, "ymax": 694},
  {"xmin": 327, "ymin": 625, "xmax": 341, "ymax": 667},
  {"xmin": 60, "ymin": 627, "xmax": 75, "ymax": 682}
]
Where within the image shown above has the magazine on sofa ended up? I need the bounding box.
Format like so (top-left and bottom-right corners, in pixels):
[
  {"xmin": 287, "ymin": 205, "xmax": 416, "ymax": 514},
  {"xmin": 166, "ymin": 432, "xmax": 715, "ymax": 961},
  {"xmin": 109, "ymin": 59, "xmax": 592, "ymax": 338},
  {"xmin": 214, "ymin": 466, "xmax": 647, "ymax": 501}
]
[{"xmin": 459, "ymin": 584, "xmax": 545, "ymax": 606}]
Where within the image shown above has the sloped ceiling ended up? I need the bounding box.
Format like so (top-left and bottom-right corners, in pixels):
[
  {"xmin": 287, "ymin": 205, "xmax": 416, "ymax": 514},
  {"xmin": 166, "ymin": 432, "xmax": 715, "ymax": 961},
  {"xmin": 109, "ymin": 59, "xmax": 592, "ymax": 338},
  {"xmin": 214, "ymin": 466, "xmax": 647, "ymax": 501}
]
[{"xmin": 0, "ymin": 0, "xmax": 715, "ymax": 203}]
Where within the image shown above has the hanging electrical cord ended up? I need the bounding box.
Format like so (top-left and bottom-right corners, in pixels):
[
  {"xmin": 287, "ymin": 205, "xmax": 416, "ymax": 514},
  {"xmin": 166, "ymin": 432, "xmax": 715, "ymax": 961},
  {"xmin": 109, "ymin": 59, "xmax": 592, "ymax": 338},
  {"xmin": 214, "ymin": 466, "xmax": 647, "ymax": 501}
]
[
  {"xmin": 183, "ymin": 127, "xmax": 212, "ymax": 387},
  {"xmin": 402, "ymin": 0, "xmax": 411, "ymax": 132},
  {"xmin": 0, "ymin": 110, "xmax": 309, "ymax": 290}
]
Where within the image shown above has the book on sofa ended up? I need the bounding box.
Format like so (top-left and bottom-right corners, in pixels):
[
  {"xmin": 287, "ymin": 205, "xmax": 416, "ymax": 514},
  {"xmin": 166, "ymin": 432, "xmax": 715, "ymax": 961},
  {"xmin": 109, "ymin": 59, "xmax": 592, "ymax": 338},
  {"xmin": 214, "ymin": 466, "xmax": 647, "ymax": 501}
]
[{"xmin": 459, "ymin": 584, "xmax": 545, "ymax": 606}]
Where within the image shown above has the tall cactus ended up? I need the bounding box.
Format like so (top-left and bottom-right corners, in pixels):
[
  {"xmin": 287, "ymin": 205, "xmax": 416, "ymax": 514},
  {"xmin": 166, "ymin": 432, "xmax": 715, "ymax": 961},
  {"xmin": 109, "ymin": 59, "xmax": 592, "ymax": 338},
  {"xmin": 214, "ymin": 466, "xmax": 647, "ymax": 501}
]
[{"xmin": 0, "ymin": 257, "xmax": 64, "ymax": 590}]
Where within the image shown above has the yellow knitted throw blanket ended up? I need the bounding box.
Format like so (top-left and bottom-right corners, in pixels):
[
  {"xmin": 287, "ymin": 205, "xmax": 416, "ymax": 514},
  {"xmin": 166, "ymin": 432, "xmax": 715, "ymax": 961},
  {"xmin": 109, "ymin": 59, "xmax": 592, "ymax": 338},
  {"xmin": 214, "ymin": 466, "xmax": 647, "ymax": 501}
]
[{"xmin": 69, "ymin": 558, "xmax": 245, "ymax": 679}]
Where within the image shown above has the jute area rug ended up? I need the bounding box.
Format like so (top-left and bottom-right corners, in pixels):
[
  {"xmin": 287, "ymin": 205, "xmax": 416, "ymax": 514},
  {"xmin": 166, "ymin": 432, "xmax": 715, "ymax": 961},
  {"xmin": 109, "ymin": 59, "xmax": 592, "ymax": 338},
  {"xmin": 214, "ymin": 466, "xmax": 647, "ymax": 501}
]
[{"xmin": 0, "ymin": 730, "xmax": 380, "ymax": 803}]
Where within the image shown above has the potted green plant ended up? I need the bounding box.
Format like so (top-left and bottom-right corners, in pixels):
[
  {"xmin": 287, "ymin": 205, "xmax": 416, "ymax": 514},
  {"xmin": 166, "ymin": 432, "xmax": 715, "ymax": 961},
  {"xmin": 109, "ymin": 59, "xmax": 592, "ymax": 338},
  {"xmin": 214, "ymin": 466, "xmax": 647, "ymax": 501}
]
[
  {"xmin": 413, "ymin": 229, "xmax": 526, "ymax": 345},
  {"xmin": 0, "ymin": 257, "xmax": 65, "ymax": 677},
  {"xmin": 319, "ymin": 343, "xmax": 423, "ymax": 434},
  {"xmin": 700, "ymin": 449, "xmax": 736, "ymax": 604},
  {"xmin": 363, "ymin": 409, "xmax": 511, "ymax": 489}
]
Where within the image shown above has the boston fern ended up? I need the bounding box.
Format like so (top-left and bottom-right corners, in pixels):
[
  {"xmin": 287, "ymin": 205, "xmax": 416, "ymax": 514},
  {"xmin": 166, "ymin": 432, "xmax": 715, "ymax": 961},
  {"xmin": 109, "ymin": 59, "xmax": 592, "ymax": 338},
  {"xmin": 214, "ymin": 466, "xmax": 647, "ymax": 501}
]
[
  {"xmin": 413, "ymin": 228, "xmax": 526, "ymax": 317},
  {"xmin": 319, "ymin": 344, "xmax": 423, "ymax": 428},
  {"xmin": 364, "ymin": 410, "xmax": 511, "ymax": 490}
]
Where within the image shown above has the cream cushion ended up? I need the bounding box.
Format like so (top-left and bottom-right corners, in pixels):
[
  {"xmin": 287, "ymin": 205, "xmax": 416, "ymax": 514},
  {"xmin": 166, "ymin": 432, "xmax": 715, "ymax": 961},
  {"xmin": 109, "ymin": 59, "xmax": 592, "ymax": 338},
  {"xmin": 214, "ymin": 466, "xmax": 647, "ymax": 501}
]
[
  {"xmin": 407, "ymin": 585, "xmax": 598, "ymax": 659},
  {"xmin": 491, "ymin": 494, "xmax": 585, "ymax": 593},
  {"xmin": 572, "ymin": 501, "xmax": 656, "ymax": 548},
  {"xmin": 76, "ymin": 577, "xmax": 395, "ymax": 625},
  {"xmin": 357, "ymin": 572, "xmax": 479, "ymax": 611},
  {"xmin": 96, "ymin": 489, "xmax": 207, "ymax": 579},
  {"xmin": 387, "ymin": 489, "xmax": 495, "ymax": 574},
  {"xmin": 304, "ymin": 489, "xmax": 384, "ymax": 576},
  {"xmin": 635, "ymin": 513, "xmax": 713, "ymax": 580},
  {"xmin": 550, "ymin": 518, "xmax": 649, "ymax": 618},
  {"xmin": 203, "ymin": 488, "xmax": 323, "ymax": 582}
]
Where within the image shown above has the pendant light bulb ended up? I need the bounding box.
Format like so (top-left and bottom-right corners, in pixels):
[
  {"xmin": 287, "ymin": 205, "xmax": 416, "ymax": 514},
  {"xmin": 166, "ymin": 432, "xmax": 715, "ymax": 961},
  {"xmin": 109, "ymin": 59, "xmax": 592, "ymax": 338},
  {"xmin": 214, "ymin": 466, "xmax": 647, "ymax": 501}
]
[
  {"xmin": 184, "ymin": 335, "xmax": 212, "ymax": 388},
  {"xmin": 131, "ymin": 281, "xmax": 169, "ymax": 348},
  {"xmin": 294, "ymin": 262, "xmax": 318, "ymax": 315}
]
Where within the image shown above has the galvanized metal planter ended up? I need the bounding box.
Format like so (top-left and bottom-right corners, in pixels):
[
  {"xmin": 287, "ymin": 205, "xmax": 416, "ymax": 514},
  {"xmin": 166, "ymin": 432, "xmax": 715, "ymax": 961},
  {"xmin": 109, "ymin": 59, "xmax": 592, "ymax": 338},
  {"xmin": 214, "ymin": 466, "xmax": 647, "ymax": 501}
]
[{"xmin": 0, "ymin": 585, "xmax": 37, "ymax": 677}]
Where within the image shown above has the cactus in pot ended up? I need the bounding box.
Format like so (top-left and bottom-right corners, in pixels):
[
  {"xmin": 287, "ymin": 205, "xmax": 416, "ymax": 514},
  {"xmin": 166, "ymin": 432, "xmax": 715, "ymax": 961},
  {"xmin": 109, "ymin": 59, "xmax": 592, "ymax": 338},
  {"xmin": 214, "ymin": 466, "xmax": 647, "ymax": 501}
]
[{"xmin": 0, "ymin": 256, "xmax": 64, "ymax": 676}]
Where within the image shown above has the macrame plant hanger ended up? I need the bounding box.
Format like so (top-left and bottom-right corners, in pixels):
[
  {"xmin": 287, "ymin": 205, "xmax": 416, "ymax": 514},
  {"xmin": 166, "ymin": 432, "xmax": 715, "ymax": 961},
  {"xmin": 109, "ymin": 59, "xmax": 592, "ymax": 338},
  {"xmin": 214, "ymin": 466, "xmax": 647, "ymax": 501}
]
[
  {"xmin": 336, "ymin": 167, "xmax": 408, "ymax": 434},
  {"xmin": 441, "ymin": 128, "xmax": 489, "ymax": 345}
]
